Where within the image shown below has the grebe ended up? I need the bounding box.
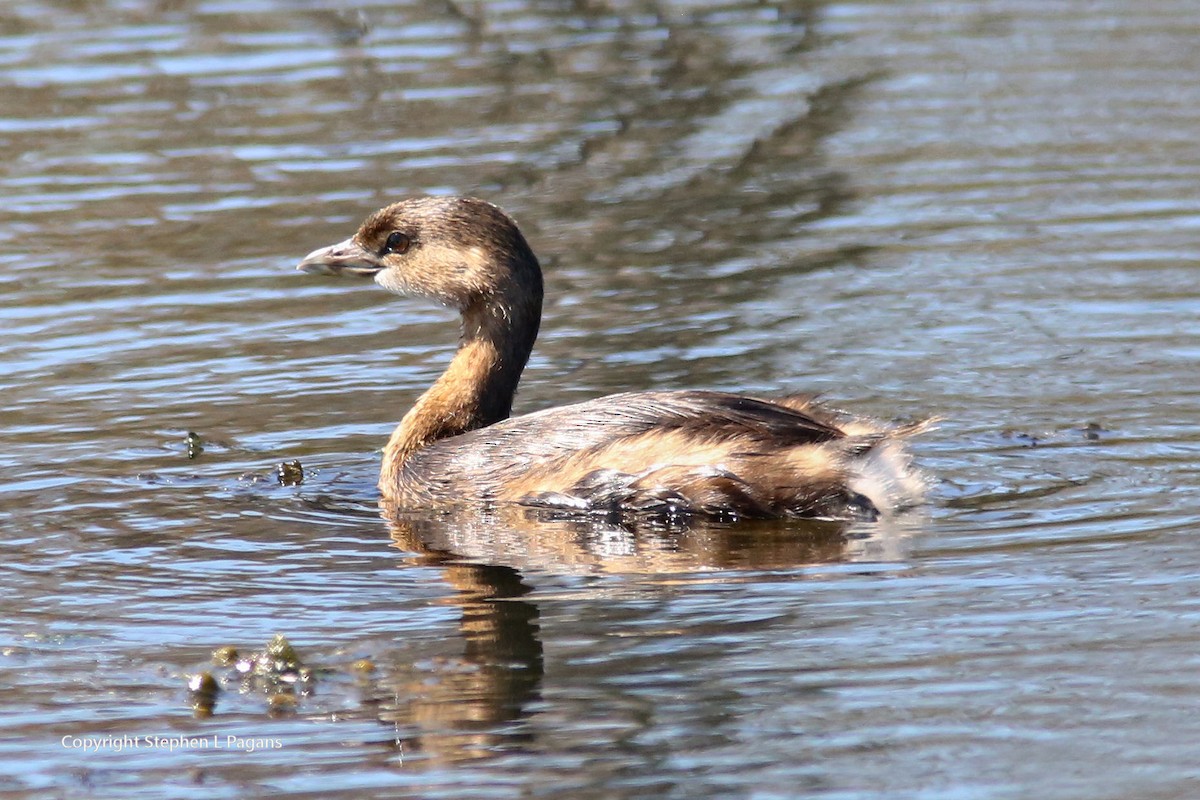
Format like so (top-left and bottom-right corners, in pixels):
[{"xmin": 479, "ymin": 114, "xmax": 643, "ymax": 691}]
[{"xmin": 297, "ymin": 196, "xmax": 926, "ymax": 521}]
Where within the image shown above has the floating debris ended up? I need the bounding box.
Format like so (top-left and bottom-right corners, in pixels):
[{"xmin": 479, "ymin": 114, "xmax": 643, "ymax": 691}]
[
  {"xmin": 211, "ymin": 646, "xmax": 238, "ymax": 667},
  {"xmin": 234, "ymin": 634, "xmax": 306, "ymax": 685},
  {"xmin": 185, "ymin": 636, "xmax": 391, "ymax": 717},
  {"xmin": 260, "ymin": 634, "xmax": 302, "ymax": 673},
  {"xmin": 188, "ymin": 634, "xmax": 317, "ymax": 716},
  {"xmin": 276, "ymin": 460, "xmax": 304, "ymax": 486},
  {"xmin": 999, "ymin": 429, "xmax": 1040, "ymax": 447},
  {"xmin": 187, "ymin": 671, "xmax": 220, "ymax": 717},
  {"xmin": 185, "ymin": 431, "xmax": 204, "ymax": 459},
  {"xmin": 266, "ymin": 693, "xmax": 298, "ymax": 716}
]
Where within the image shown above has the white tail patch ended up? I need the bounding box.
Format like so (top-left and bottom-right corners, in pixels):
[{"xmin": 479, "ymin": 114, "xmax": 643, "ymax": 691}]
[{"xmin": 848, "ymin": 437, "xmax": 930, "ymax": 517}]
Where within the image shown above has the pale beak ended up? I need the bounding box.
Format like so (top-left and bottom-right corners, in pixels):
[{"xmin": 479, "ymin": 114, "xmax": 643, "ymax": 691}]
[{"xmin": 296, "ymin": 238, "xmax": 383, "ymax": 276}]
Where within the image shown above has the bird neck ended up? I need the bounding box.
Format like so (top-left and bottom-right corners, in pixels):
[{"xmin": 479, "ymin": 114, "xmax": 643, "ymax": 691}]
[{"xmin": 381, "ymin": 285, "xmax": 541, "ymax": 490}]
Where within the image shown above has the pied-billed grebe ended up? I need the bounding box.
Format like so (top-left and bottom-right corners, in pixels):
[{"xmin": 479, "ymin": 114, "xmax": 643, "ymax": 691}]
[{"xmin": 297, "ymin": 196, "xmax": 927, "ymax": 521}]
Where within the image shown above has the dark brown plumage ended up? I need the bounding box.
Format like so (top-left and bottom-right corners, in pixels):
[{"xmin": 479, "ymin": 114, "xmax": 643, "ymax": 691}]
[{"xmin": 297, "ymin": 196, "xmax": 927, "ymax": 521}]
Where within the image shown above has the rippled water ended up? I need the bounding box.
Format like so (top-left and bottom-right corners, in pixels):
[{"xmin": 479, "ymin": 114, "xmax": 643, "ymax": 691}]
[{"xmin": 2, "ymin": 1, "xmax": 1199, "ymax": 797}]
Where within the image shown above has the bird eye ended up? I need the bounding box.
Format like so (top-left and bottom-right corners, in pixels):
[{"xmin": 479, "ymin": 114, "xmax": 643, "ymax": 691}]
[{"xmin": 383, "ymin": 231, "xmax": 411, "ymax": 255}]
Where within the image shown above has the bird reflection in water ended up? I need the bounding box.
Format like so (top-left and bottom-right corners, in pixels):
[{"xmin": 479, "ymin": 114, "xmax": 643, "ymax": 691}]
[{"xmin": 353, "ymin": 501, "xmax": 918, "ymax": 768}]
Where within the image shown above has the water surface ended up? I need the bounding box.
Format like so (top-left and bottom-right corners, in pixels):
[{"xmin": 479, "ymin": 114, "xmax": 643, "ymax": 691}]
[{"xmin": 2, "ymin": 1, "xmax": 1199, "ymax": 797}]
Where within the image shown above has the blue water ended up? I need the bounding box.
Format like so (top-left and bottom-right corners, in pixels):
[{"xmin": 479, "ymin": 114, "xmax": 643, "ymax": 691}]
[{"xmin": 2, "ymin": 1, "xmax": 1198, "ymax": 797}]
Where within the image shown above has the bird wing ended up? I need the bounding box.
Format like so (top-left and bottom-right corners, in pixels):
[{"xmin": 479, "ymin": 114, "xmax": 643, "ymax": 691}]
[{"xmin": 401, "ymin": 390, "xmax": 849, "ymax": 502}]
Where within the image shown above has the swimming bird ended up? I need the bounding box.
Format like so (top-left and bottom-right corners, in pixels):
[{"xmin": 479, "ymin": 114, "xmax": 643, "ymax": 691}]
[{"xmin": 297, "ymin": 196, "xmax": 926, "ymax": 521}]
